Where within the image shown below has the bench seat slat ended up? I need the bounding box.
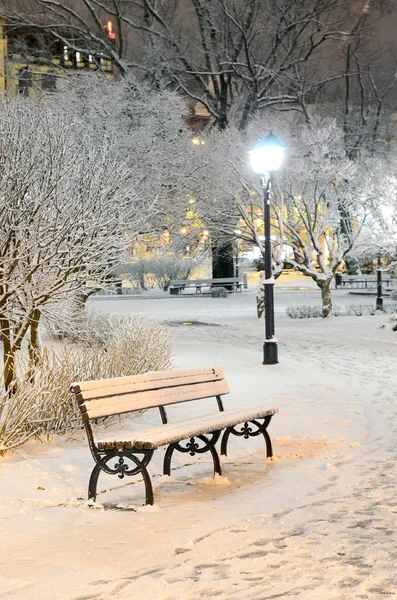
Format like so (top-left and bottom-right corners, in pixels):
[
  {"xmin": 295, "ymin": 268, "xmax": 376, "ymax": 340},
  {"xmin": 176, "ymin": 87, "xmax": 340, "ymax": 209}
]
[
  {"xmin": 97, "ymin": 407, "xmax": 279, "ymax": 450},
  {"xmin": 80, "ymin": 380, "xmax": 230, "ymax": 420},
  {"xmin": 71, "ymin": 367, "xmax": 224, "ymax": 397}
]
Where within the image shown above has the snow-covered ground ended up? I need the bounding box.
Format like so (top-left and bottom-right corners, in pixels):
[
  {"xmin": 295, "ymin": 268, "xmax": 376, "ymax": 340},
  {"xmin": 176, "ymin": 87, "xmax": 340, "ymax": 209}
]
[{"xmin": 1, "ymin": 279, "xmax": 397, "ymax": 599}]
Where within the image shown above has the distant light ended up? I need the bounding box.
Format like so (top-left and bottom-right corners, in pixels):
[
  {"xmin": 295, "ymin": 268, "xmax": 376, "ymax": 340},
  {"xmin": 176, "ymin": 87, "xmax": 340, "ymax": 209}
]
[
  {"xmin": 248, "ymin": 133, "xmax": 285, "ymax": 174},
  {"xmin": 192, "ymin": 136, "xmax": 205, "ymax": 145},
  {"xmin": 104, "ymin": 20, "xmax": 116, "ymax": 40}
]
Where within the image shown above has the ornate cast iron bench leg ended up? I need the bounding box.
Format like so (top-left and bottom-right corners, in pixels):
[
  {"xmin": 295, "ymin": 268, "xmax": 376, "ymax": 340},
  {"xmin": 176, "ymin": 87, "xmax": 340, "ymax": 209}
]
[
  {"xmin": 220, "ymin": 416, "xmax": 274, "ymax": 458},
  {"xmin": 88, "ymin": 449, "xmax": 155, "ymax": 505},
  {"xmin": 163, "ymin": 431, "xmax": 222, "ymax": 477}
]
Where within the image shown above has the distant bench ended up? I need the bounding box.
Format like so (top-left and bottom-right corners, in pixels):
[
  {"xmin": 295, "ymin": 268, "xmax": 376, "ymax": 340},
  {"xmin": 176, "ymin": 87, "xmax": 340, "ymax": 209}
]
[
  {"xmin": 71, "ymin": 367, "xmax": 278, "ymax": 506},
  {"xmin": 335, "ymin": 274, "xmax": 395, "ymax": 289},
  {"xmin": 169, "ymin": 276, "xmax": 247, "ymax": 295}
]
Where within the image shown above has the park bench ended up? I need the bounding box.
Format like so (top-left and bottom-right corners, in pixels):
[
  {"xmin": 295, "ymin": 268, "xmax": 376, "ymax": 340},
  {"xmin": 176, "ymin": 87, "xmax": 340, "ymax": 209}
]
[
  {"xmin": 70, "ymin": 367, "xmax": 278, "ymax": 505},
  {"xmin": 335, "ymin": 274, "xmax": 395, "ymax": 289},
  {"xmin": 169, "ymin": 276, "xmax": 247, "ymax": 295}
]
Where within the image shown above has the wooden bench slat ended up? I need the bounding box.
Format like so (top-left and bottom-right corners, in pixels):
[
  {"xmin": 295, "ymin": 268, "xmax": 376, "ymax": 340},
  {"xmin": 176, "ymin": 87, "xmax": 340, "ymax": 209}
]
[
  {"xmin": 80, "ymin": 380, "xmax": 230, "ymax": 420},
  {"xmin": 71, "ymin": 367, "xmax": 224, "ymax": 396},
  {"xmin": 72, "ymin": 368, "xmax": 225, "ymax": 402},
  {"xmin": 97, "ymin": 407, "xmax": 279, "ymax": 450},
  {"xmin": 136, "ymin": 407, "xmax": 278, "ymax": 449}
]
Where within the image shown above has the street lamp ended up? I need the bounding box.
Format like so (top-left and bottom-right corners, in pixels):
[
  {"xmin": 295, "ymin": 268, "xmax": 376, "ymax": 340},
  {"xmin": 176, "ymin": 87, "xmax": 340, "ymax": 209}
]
[
  {"xmin": 248, "ymin": 133, "xmax": 285, "ymax": 365},
  {"xmin": 234, "ymin": 229, "xmax": 241, "ymax": 278},
  {"xmin": 376, "ymin": 252, "xmax": 384, "ymax": 311}
]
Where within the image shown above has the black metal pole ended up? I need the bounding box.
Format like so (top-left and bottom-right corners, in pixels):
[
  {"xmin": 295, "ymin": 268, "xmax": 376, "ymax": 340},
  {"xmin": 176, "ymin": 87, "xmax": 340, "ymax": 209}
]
[
  {"xmin": 376, "ymin": 254, "xmax": 383, "ymax": 311},
  {"xmin": 262, "ymin": 174, "xmax": 278, "ymax": 364}
]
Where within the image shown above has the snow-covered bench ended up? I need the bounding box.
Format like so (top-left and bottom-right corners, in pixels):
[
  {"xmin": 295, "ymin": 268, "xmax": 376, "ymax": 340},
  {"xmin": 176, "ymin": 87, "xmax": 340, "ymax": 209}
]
[
  {"xmin": 70, "ymin": 367, "xmax": 278, "ymax": 505},
  {"xmin": 169, "ymin": 277, "xmax": 246, "ymax": 294},
  {"xmin": 335, "ymin": 274, "xmax": 394, "ymax": 289}
]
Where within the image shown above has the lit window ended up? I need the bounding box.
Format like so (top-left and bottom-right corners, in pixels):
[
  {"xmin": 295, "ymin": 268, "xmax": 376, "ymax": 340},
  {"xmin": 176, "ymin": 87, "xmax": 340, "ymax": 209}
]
[
  {"xmin": 63, "ymin": 46, "xmax": 69, "ymax": 61},
  {"xmin": 76, "ymin": 51, "xmax": 82, "ymax": 63}
]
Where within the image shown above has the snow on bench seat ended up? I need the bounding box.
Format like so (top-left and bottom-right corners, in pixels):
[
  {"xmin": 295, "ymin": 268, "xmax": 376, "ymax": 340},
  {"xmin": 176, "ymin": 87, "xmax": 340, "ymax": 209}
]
[{"xmin": 97, "ymin": 407, "xmax": 278, "ymax": 450}]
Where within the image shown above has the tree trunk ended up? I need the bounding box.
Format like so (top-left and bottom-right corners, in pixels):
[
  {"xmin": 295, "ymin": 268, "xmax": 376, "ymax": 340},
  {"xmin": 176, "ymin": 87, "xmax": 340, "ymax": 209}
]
[
  {"xmin": 0, "ymin": 315, "xmax": 17, "ymax": 393},
  {"xmin": 338, "ymin": 199, "xmax": 361, "ymax": 275},
  {"xmin": 72, "ymin": 290, "xmax": 100, "ymax": 315},
  {"xmin": 344, "ymin": 253, "xmax": 361, "ymax": 275},
  {"xmin": 28, "ymin": 309, "xmax": 42, "ymax": 379},
  {"xmin": 212, "ymin": 242, "xmax": 234, "ymax": 282},
  {"xmin": 319, "ymin": 279, "xmax": 333, "ymax": 318}
]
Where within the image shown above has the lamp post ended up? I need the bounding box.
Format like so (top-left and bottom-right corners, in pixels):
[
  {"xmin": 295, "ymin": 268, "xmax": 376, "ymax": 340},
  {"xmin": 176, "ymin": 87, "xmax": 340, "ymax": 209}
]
[
  {"xmin": 248, "ymin": 133, "xmax": 285, "ymax": 365},
  {"xmin": 234, "ymin": 229, "xmax": 241, "ymax": 278},
  {"xmin": 376, "ymin": 253, "xmax": 383, "ymax": 311}
]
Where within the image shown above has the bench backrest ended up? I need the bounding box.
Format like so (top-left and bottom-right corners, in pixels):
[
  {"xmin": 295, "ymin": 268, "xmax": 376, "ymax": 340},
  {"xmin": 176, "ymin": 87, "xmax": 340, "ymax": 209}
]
[
  {"xmin": 341, "ymin": 274, "xmax": 392, "ymax": 280},
  {"xmin": 170, "ymin": 278, "xmax": 242, "ymax": 285},
  {"xmin": 71, "ymin": 367, "xmax": 229, "ymax": 422}
]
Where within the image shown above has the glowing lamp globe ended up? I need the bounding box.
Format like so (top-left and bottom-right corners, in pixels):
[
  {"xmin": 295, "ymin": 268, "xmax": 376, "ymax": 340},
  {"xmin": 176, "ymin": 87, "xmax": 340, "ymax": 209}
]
[{"xmin": 248, "ymin": 133, "xmax": 285, "ymax": 174}]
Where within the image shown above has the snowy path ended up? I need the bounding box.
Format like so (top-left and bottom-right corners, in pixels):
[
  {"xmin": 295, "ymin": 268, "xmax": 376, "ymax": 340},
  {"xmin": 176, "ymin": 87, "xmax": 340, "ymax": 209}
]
[{"xmin": 1, "ymin": 291, "xmax": 397, "ymax": 599}]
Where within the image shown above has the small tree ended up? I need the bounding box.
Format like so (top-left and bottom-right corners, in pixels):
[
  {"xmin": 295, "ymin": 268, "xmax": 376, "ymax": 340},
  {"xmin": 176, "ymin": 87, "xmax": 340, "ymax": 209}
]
[
  {"xmin": 0, "ymin": 98, "xmax": 138, "ymax": 390},
  {"xmin": 190, "ymin": 117, "xmax": 397, "ymax": 317},
  {"xmin": 273, "ymin": 119, "xmax": 397, "ymax": 316}
]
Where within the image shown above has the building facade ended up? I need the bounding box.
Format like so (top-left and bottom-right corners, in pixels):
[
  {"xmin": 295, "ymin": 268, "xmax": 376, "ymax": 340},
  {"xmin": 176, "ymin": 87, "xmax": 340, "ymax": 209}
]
[{"xmin": 0, "ymin": 19, "xmax": 113, "ymax": 97}]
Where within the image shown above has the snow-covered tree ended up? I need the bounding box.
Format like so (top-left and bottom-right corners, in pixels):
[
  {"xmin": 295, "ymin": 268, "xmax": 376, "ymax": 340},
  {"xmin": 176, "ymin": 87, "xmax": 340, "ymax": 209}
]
[
  {"xmin": 4, "ymin": 1, "xmax": 394, "ymax": 130},
  {"xmin": 49, "ymin": 74, "xmax": 194, "ymax": 239},
  {"xmin": 0, "ymin": 98, "xmax": 137, "ymax": 390},
  {"xmin": 190, "ymin": 117, "xmax": 397, "ymax": 317},
  {"xmin": 271, "ymin": 120, "xmax": 397, "ymax": 316},
  {"xmin": 0, "ymin": 82, "xmax": 193, "ymax": 391}
]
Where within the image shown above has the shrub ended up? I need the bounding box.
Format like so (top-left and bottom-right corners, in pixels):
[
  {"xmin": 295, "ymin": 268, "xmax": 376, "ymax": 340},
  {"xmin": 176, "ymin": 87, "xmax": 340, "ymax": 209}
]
[
  {"xmin": 44, "ymin": 303, "xmax": 117, "ymax": 345},
  {"xmin": 211, "ymin": 287, "xmax": 229, "ymax": 298},
  {"xmin": 121, "ymin": 255, "xmax": 202, "ymax": 291},
  {"xmin": 0, "ymin": 315, "xmax": 172, "ymax": 455},
  {"xmin": 286, "ymin": 303, "xmax": 397, "ymax": 319},
  {"xmin": 286, "ymin": 305, "xmax": 322, "ymax": 319},
  {"xmin": 388, "ymin": 313, "xmax": 397, "ymax": 332},
  {"xmin": 0, "ymin": 373, "xmax": 46, "ymax": 456}
]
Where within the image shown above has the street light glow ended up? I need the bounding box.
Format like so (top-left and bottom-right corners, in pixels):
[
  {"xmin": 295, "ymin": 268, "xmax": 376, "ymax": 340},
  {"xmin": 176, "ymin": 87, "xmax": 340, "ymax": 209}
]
[{"xmin": 248, "ymin": 133, "xmax": 285, "ymax": 174}]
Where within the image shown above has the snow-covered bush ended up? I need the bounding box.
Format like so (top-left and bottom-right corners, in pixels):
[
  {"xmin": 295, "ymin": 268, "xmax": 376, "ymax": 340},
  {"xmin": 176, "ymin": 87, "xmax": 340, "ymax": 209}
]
[
  {"xmin": 0, "ymin": 316, "xmax": 172, "ymax": 455},
  {"xmin": 286, "ymin": 303, "xmax": 396, "ymax": 319},
  {"xmin": 0, "ymin": 374, "xmax": 46, "ymax": 456},
  {"xmin": 286, "ymin": 305, "xmax": 323, "ymax": 319},
  {"xmin": 127, "ymin": 255, "xmax": 200, "ymax": 291},
  {"xmin": 386, "ymin": 313, "xmax": 397, "ymax": 332}
]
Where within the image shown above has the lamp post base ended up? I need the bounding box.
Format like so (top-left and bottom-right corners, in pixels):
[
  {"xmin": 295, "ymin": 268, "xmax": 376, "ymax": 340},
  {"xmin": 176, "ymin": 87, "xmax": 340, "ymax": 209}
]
[{"xmin": 263, "ymin": 342, "xmax": 278, "ymax": 365}]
